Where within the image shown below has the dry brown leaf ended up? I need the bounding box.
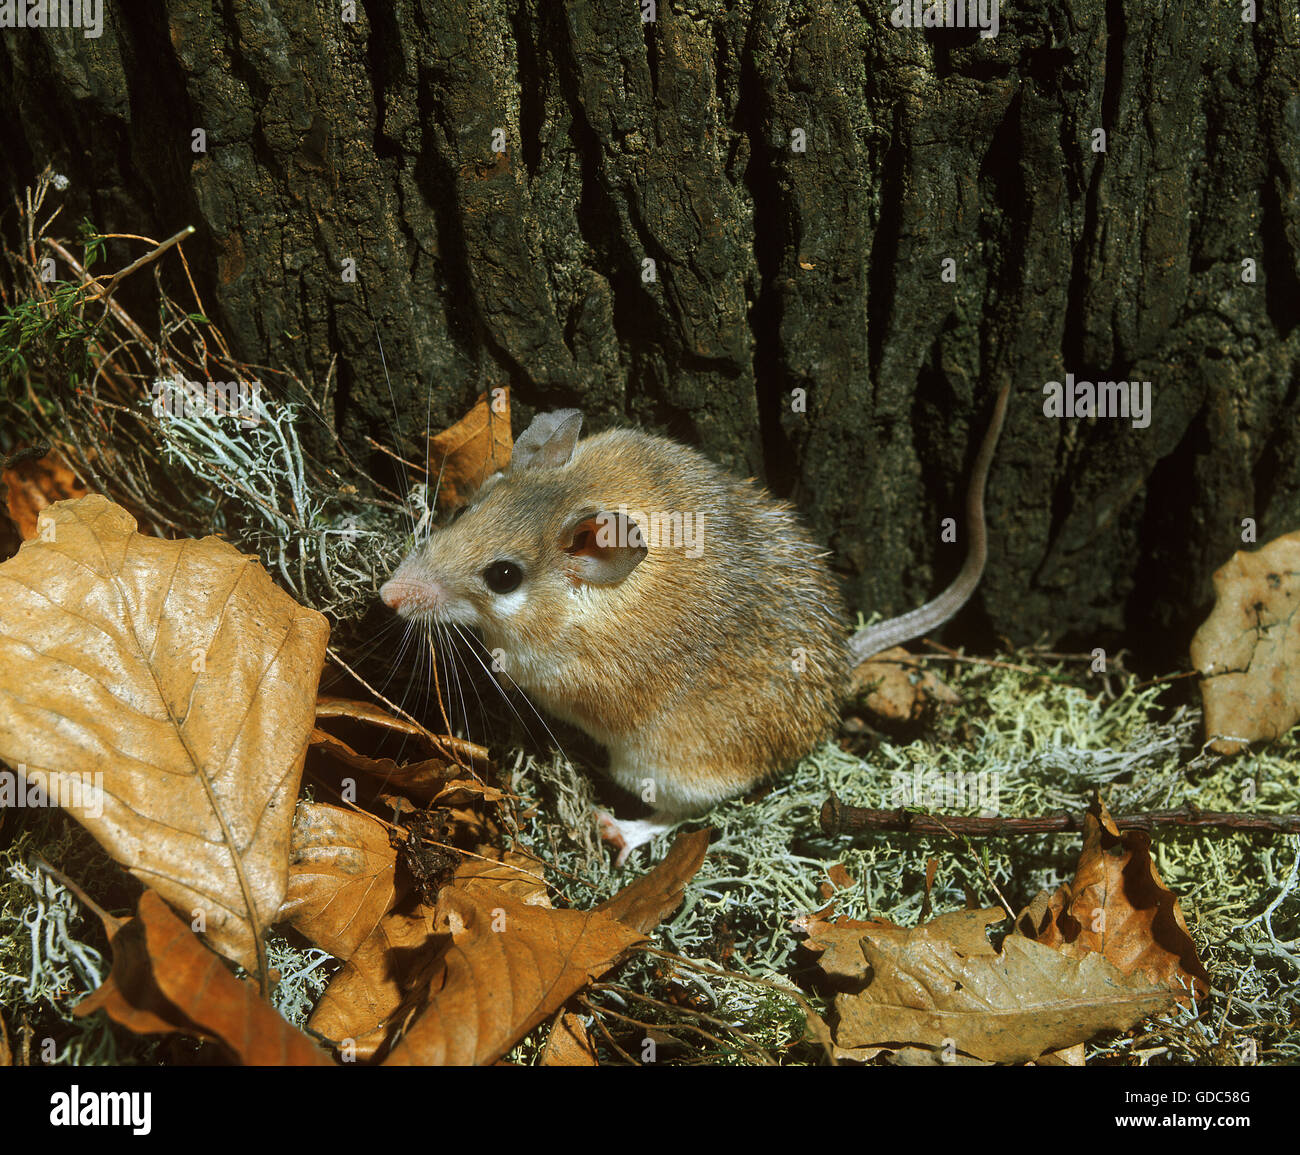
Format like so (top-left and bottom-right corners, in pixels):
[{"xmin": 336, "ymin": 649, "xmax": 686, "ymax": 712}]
[
  {"xmin": 2, "ymin": 448, "xmax": 89, "ymax": 539},
  {"xmin": 308, "ymin": 726, "xmax": 466, "ymax": 802},
  {"xmin": 314, "ymin": 832, "xmax": 705, "ymax": 1064},
  {"xmin": 76, "ymin": 890, "xmax": 334, "ymax": 1065},
  {"xmin": 827, "ymin": 863, "xmax": 855, "ymax": 891},
  {"xmin": 278, "ymin": 802, "xmax": 401, "ymax": 961},
  {"xmin": 1035, "ymin": 1043, "xmax": 1087, "ymax": 1066},
  {"xmin": 0, "ymin": 495, "xmax": 329, "ymax": 977},
  {"xmin": 819, "ymin": 862, "xmax": 856, "ymax": 901},
  {"xmin": 383, "ymin": 887, "xmax": 645, "ymax": 1066},
  {"xmin": 0, "ymin": 1007, "xmax": 11, "ymax": 1066},
  {"xmin": 307, "ymin": 904, "xmax": 439, "ymax": 1059},
  {"xmin": 541, "ymin": 1012, "xmax": 599, "ymax": 1066},
  {"xmin": 432, "ymin": 779, "xmax": 508, "ymax": 808},
  {"xmin": 454, "ymin": 850, "xmax": 552, "ymax": 906},
  {"xmin": 427, "ymin": 389, "xmax": 513, "ymax": 512},
  {"xmin": 1016, "ymin": 796, "xmax": 1211, "ymax": 998},
  {"xmin": 807, "ymin": 907, "xmax": 1173, "ymax": 1063},
  {"xmin": 307, "ymin": 851, "xmax": 550, "ymax": 1057},
  {"xmin": 314, "ymin": 696, "xmax": 490, "ymax": 766},
  {"xmin": 594, "ymin": 828, "xmax": 711, "ymax": 933},
  {"xmin": 1190, "ymin": 530, "xmax": 1300, "ymax": 754},
  {"xmin": 803, "ymin": 908, "xmax": 968, "ymax": 988},
  {"xmin": 848, "ymin": 648, "xmax": 961, "ymax": 723},
  {"xmin": 381, "ymin": 837, "xmax": 709, "ymax": 1064},
  {"xmin": 887, "ymin": 1046, "xmax": 993, "ymax": 1065}
]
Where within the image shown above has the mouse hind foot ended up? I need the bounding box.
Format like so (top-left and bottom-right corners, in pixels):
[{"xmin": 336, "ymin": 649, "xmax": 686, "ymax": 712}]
[{"xmin": 595, "ymin": 809, "xmax": 683, "ymax": 867}]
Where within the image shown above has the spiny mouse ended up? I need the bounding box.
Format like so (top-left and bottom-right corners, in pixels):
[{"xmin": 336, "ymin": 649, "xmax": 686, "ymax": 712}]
[{"xmin": 380, "ymin": 384, "xmax": 1010, "ymax": 864}]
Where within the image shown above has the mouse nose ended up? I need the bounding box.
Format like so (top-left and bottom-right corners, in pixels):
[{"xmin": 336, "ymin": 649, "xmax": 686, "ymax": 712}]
[{"xmin": 380, "ymin": 577, "xmax": 444, "ymax": 614}]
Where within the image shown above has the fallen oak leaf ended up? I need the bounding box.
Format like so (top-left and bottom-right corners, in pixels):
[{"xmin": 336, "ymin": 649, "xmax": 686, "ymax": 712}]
[
  {"xmin": 76, "ymin": 889, "xmax": 334, "ymax": 1065},
  {"xmin": 384, "ymin": 829, "xmax": 709, "ymax": 1065},
  {"xmin": 1016, "ymin": 795, "xmax": 1211, "ymax": 999},
  {"xmin": 541, "ymin": 1011, "xmax": 598, "ymax": 1066},
  {"xmin": 383, "ymin": 888, "xmax": 645, "ymax": 1066},
  {"xmin": 278, "ymin": 802, "xmax": 401, "ymax": 961},
  {"xmin": 801, "ymin": 906, "xmax": 952, "ymax": 989},
  {"xmin": 806, "ymin": 906, "xmax": 1173, "ymax": 1063},
  {"xmin": 307, "ymin": 903, "xmax": 439, "ymax": 1060},
  {"xmin": 1190, "ymin": 530, "xmax": 1300, "ymax": 754},
  {"xmin": 0, "ymin": 495, "xmax": 329, "ymax": 980}
]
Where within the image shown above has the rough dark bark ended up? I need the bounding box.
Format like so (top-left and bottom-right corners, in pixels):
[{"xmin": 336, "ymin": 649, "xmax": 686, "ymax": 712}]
[{"xmin": 2, "ymin": 1, "xmax": 1298, "ymax": 669}]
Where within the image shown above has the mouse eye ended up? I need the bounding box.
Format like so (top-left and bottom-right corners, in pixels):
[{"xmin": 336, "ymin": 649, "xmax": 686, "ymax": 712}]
[{"xmin": 483, "ymin": 560, "xmax": 524, "ymax": 594}]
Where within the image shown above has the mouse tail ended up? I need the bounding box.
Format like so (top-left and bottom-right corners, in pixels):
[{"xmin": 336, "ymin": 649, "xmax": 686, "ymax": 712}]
[{"xmin": 847, "ymin": 378, "xmax": 1011, "ymax": 664}]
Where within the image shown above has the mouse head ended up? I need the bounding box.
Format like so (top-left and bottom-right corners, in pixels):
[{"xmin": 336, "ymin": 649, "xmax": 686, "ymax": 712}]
[{"xmin": 379, "ymin": 410, "xmax": 647, "ymax": 648}]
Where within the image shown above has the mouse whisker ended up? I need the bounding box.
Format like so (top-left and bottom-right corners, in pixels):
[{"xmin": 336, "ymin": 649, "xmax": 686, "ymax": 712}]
[
  {"xmin": 449, "ymin": 623, "xmax": 571, "ymax": 765},
  {"xmin": 433, "ymin": 619, "xmax": 474, "ymax": 746},
  {"xmin": 439, "ymin": 621, "xmax": 489, "ymax": 753}
]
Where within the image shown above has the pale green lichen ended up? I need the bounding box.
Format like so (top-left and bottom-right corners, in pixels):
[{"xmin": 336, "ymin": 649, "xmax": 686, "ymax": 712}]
[{"xmin": 507, "ymin": 660, "xmax": 1300, "ymax": 1065}]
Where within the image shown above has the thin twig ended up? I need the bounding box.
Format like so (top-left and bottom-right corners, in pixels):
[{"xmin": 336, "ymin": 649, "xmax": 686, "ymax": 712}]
[
  {"xmin": 819, "ymin": 794, "xmax": 1300, "ymax": 838},
  {"xmin": 41, "ymin": 237, "xmax": 152, "ymax": 346},
  {"xmin": 915, "ymin": 640, "xmax": 1037, "ymax": 673},
  {"xmin": 87, "ymin": 225, "xmax": 195, "ymax": 304}
]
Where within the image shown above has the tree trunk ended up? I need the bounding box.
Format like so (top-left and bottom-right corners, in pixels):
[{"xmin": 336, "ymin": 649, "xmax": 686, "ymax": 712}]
[{"xmin": 1, "ymin": 0, "xmax": 1297, "ymax": 668}]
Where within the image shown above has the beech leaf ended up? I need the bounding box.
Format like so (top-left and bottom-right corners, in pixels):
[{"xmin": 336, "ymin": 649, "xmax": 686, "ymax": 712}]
[
  {"xmin": 384, "ymin": 829, "xmax": 709, "ymax": 1065},
  {"xmin": 307, "ymin": 904, "xmax": 438, "ymax": 1060},
  {"xmin": 383, "ymin": 887, "xmax": 645, "ymax": 1066},
  {"xmin": 541, "ymin": 1012, "xmax": 599, "ymax": 1066},
  {"xmin": 0, "ymin": 495, "xmax": 329, "ymax": 977},
  {"xmin": 595, "ymin": 828, "xmax": 711, "ymax": 932}
]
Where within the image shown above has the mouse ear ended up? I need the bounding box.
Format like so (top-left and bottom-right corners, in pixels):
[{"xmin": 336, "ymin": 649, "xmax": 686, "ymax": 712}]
[
  {"xmin": 511, "ymin": 409, "xmax": 583, "ymax": 471},
  {"xmin": 561, "ymin": 511, "xmax": 647, "ymax": 586}
]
